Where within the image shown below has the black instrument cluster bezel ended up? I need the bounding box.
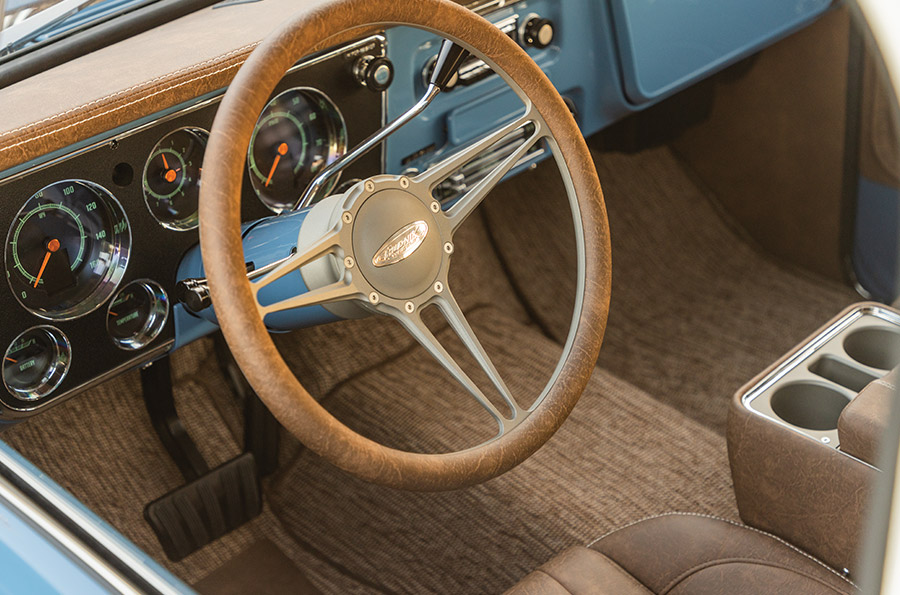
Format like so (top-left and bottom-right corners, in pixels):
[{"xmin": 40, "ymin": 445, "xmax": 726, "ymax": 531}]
[{"xmin": 0, "ymin": 34, "xmax": 386, "ymax": 419}]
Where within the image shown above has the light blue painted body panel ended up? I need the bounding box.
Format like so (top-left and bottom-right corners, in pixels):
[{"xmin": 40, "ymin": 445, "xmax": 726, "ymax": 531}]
[
  {"xmin": 853, "ymin": 177, "xmax": 900, "ymax": 302},
  {"xmin": 383, "ymin": 0, "xmax": 833, "ymax": 173},
  {"xmin": 0, "ymin": 503, "xmax": 110, "ymax": 595},
  {"xmin": 0, "ymin": 442, "xmax": 192, "ymax": 594},
  {"xmin": 609, "ymin": 0, "xmax": 832, "ymax": 104}
]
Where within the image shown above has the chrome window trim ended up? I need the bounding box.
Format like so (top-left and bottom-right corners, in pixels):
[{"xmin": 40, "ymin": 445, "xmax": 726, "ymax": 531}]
[{"xmin": 0, "ymin": 444, "xmax": 187, "ymax": 594}]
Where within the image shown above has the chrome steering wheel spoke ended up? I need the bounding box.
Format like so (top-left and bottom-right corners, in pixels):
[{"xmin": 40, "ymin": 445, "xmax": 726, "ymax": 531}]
[
  {"xmin": 414, "ymin": 106, "xmax": 545, "ymax": 233},
  {"xmin": 383, "ymin": 287, "xmax": 525, "ymax": 436},
  {"xmin": 249, "ymin": 227, "xmax": 362, "ymax": 318}
]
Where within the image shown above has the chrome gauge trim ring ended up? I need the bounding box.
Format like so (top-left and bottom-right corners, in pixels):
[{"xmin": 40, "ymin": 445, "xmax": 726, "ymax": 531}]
[
  {"xmin": 106, "ymin": 280, "xmax": 169, "ymax": 351},
  {"xmin": 141, "ymin": 127, "xmax": 209, "ymax": 232},
  {"xmin": 247, "ymin": 86, "xmax": 348, "ymax": 213},
  {"xmin": 2, "ymin": 325, "xmax": 71, "ymax": 401},
  {"xmin": 4, "ymin": 179, "xmax": 131, "ymax": 321}
]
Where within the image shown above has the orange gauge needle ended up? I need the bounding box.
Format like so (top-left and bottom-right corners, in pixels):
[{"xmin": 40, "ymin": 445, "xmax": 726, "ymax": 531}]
[
  {"xmin": 161, "ymin": 153, "xmax": 169, "ymax": 170},
  {"xmin": 4, "ymin": 358, "xmax": 16, "ymax": 364},
  {"xmin": 33, "ymin": 238, "xmax": 60, "ymax": 288},
  {"xmin": 265, "ymin": 142, "xmax": 289, "ymax": 187}
]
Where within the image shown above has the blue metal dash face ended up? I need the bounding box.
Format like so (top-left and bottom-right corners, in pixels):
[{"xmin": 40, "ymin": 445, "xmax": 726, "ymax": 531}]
[{"xmin": 607, "ymin": 0, "xmax": 832, "ymax": 104}]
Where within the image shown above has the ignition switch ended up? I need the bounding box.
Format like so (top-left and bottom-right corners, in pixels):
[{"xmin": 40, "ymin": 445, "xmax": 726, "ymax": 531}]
[{"xmin": 353, "ymin": 55, "xmax": 394, "ymax": 92}]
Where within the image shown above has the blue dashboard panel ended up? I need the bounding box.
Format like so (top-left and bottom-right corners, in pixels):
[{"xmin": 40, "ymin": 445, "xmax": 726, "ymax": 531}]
[
  {"xmin": 607, "ymin": 0, "xmax": 831, "ymax": 105},
  {"xmin": 383, "ymin": 0, "xmax": 632, "ymax": 175},
  {"xmin": 384, "ymin": 0, "xmax": 832, "ymax": 176}
]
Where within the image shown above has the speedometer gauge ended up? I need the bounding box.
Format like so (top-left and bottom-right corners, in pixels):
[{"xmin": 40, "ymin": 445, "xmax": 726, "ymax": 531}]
[
  {"xmin": 5, "ymin": 180, "xmax": 130, "ymax": 320},
  {"xmin": 248, "ymin": 87, "xmax": 347, "ymax": 212}
]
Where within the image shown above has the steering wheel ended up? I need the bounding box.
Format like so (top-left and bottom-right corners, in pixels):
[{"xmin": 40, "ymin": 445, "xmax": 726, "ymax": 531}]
[{"xmin": 199, "ymin": 0, "xmax": 611, "ymax": 491}]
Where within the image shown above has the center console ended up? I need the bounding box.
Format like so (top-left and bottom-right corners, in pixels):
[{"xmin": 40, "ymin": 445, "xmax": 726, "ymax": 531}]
[{"xmin": 728, "ymin": 302, "xmax": 900, "ymax": 576}]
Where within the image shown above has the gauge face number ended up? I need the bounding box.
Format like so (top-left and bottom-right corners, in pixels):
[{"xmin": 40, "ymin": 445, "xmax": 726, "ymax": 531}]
[
  {"xmin": 142, "ymin": 128, "xmax": 207, "ymax": 230},
  {"xmin": 5, "ymin": 181, "xmax": 130, "ymax": 320},
  {"xmin": 2, "ymin": 326, "xmax": 70, "ymax": 401},
  {"xmin": 248, "ymin": 88, "xmax": 347, "ymax": 212}
]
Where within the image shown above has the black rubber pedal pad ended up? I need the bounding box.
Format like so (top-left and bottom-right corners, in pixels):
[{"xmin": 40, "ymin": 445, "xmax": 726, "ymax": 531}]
[{"xmin": 144, "ymin": 452, "xmax": 261, "ymax": 561}]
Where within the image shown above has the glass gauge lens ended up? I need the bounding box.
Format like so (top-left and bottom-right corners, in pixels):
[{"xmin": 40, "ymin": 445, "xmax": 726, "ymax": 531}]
[
  {"xmin": 107, "ymin": 280, "xmax": 168, "ymax": 350},
  {"xmin": 3, "ymin": 326, "xmax": 70, "ymax": 401},
  {"xmin": 5, "ymin": 180, "xmax": 131, "ymax": 320},
  {"xmin": 248, "ymin": 87, "xmax": 347, "ymax": 212},
  {"xmin": 142, "ymin": 128, "xmax": 207, "ymax": 230}
]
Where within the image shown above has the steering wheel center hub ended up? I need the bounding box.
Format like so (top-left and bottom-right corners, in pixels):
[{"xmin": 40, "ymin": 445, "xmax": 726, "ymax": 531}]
[{"xmin": 351, "ymin": 187, "xmax": 443, "ymax": 299}]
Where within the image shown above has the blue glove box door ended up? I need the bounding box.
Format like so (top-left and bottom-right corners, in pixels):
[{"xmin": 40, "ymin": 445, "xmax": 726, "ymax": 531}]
[{"xmin": 609, "ymin": 0, "xmax": 833, "ymax": 105}]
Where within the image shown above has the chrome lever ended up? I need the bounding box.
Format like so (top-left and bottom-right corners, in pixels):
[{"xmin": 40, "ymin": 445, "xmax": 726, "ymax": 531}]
[
  {"xmin": 292, "ymin": 40, "xmax": 470, "ymax": 211},
  {"xmin": 177, "ymin": 252, "xmax": 295, "ymax": 313}
]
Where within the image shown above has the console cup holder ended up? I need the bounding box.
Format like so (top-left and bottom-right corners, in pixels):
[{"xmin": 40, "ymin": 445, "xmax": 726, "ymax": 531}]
[
  {"xmin": 770, "ymin": 382, "xmax": 851, "ymax": 431},
  {"xmin": 843, "ymin": 327, "xmax": 900, "ymax": 371}
]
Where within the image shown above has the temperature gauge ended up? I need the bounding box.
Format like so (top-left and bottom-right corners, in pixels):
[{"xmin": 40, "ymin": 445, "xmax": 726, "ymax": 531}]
[
  {"xmin": 106, "ymin": 280, "xmax": 168, "ymax": 350},
  {"xmin": 142, "ymin": 128, "xmax": 207, "ymax": 230},
  {"xmin": 3, "ymin": 326, "xmax": 71, "ymax": 401}
]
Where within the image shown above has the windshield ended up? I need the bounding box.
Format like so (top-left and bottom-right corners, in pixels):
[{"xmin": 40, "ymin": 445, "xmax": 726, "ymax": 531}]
[{"xmin": 0, "ymin": 0, "xmax": 152, "ymax": 59}]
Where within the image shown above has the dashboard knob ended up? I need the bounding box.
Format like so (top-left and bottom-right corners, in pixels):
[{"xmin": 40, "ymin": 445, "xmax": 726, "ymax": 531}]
[
  {"xmin": 523, "ymin": 17, "xmax": 555, "ymax": 49},
  {"xmin": 176, "ymin": 278, "xmax": 211, "ymax": 313},
  {"xmin": 353, "ymin": 55, "xmax": 394, "ymax": 92}
]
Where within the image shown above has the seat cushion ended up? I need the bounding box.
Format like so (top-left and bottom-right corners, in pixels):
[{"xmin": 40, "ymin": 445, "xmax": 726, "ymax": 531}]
[{"xmin": 509, "ymin": 513, "xmax": 857, "ymax": 594}]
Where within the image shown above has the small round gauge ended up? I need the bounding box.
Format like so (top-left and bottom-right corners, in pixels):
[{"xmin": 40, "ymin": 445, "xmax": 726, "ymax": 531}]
[
  {"xmin": 3, "ymin": 326, "xmax": 70, "ymax": 401},
  {"xmin": 248, "ymin": 87, "xmax": 347, "ymax": 212},
  {"xmin": 106, "ymin": 280, "xmax": 168, "ymax": 350},
  {"xmin": 142, "ymin": 128, "xmax": 207, "ymax": 230},
  {"xmin": 5, "ymin": 180, "xmax": 131, "ymax": 320}
]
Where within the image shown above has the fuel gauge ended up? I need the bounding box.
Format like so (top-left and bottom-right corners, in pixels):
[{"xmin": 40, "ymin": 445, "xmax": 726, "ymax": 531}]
[
  {"xmin": 3, "ymin": 326, "xmax": 71, "ymax": 401},
  {"xmin": 142, "ymin": 128, "xmax": 207, "ymax": 230}
]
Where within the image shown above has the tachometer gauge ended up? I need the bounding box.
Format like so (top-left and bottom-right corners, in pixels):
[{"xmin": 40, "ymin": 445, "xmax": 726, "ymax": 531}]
[
  {"xmin": 142, "ymin": 127, "xmax": 207, "ymax": 230},
  {"xmin": 3, "ymin": 326, "xmax": 70, "ymax": 400},
  {"xmin": 5, "ymin": 180, "xmax": 130, "ymax": 320},
  {"xmin": 248, "ymin": 87, "xmax": 347, "ymax": 212}
]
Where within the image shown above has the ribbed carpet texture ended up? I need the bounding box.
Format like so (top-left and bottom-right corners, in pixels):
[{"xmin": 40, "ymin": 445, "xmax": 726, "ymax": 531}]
[{"xmin": 1, "ymin": 144, "xmax": 857, "ymax": 593}]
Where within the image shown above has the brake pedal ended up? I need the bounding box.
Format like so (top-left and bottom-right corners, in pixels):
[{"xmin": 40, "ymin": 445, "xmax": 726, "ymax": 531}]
[
  {"xmin": 144, "ymin": 453, "xmax": 261, "ymax": 561},
  {"xmin": 140, "ymin": 346, "xmax": 277, "ymax": 561}
]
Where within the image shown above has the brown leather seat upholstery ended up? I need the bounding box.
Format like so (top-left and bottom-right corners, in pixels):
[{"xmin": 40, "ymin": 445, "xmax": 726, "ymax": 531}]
[{"xmin": 507, "ymin": 513, "xmax": 857, "ymax": 594}]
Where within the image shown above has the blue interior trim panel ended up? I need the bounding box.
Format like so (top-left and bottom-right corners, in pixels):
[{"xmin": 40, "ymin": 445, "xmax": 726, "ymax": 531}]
[{"xmin": 608, "ymin": 0, "xmax": 833, "ymax": 104}]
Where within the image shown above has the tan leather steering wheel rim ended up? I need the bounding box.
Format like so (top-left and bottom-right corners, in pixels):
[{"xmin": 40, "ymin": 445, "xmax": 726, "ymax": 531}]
[{"xmin": 199, "ymin": 0, "xmax": 611, "ymax": 491}]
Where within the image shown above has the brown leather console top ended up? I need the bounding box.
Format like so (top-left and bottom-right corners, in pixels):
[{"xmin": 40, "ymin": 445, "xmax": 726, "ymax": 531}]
[
  {"xmin": 507, "ymin": 513, "xmax": 857, "ymax": 594},
  {"xmin": 838, "ymin": 366, "xmax": 899, "ymax": 466}
]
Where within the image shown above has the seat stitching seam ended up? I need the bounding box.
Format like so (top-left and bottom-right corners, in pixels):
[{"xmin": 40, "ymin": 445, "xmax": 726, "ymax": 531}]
[
  {"xmin": 531, "ymin": 569, "xmax": 574, "ymax": 594},
  {"xmin": 660, "ymin": 557, "xmax": 852, "ymax": 595},
  {"xmin": 596, "ymin": 554, "xmax": 653, "ymax": 594},
  {"xmin": 585, "ymin": 511, "xmax": 857, "ymax": 588}
]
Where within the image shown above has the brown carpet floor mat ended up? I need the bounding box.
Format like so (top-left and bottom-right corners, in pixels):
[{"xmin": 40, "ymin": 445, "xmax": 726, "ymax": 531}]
[
  {"xmin": 483, "ymin": 145, "xmax": 859, "ymax": 432},
  {"xmin": 267, "ymin": 307, "xmax": 738, "ymax": 594}
]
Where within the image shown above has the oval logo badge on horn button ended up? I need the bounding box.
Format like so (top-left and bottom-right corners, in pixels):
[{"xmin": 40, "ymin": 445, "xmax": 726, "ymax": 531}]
[{"xmin": 372, "ymin": 220, "xmax": 430, "ymax": 268}]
